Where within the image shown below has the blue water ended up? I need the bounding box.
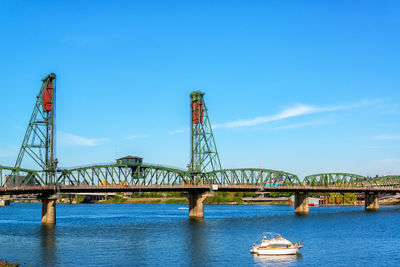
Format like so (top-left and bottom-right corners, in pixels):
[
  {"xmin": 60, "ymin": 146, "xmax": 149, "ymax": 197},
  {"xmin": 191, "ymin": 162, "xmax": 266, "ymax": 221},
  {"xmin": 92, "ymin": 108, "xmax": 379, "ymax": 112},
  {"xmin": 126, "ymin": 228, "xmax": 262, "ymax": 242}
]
[{"xmin": 0, "ymin": 203, "xmax": 400, "ymax": 266}]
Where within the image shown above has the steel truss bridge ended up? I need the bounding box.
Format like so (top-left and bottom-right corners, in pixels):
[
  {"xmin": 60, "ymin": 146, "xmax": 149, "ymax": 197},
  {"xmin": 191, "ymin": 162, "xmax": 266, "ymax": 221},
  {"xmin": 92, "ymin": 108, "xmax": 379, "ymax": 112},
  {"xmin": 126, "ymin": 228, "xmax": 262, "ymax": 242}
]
[
  {"xmin": 0, "ymin": 74, "xmax": 399, "ymax": 223},
  {"xmin": 1, "ymin": 164, "xmax": 400, "ymax": 194}
]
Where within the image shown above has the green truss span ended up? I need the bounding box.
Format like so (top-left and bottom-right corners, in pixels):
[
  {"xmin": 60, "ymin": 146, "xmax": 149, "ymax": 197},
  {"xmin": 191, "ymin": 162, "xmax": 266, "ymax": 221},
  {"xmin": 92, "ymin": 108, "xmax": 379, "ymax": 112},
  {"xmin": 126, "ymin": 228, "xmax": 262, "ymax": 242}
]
[
  {"xmin": 303, "ymin": 173, "xmax": 400, "ymax": 188},
  {"xmin": 2, "ymin": 165, "xmax": 400, "ymax": 188},
  {"xmin": 208, "ymin": 169, "xmax": 301, "ymax": 186}
]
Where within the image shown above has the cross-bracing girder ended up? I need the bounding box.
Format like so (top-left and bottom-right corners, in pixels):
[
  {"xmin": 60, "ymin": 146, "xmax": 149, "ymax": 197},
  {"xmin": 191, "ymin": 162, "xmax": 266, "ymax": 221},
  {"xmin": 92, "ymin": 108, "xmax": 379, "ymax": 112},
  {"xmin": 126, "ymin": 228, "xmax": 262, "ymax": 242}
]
[
  {"xmin": 369, "ymin": 175, "xmax": 400, "ymax": 187},
  {"xmin": 1, "ymin": 165, "xmax": 400, "ymax": 189},
  {"xmin": 208, "ymin": 168, "xmax": 301, "ymax": 186},
  {"xmin": 55, "ymin": 164, "xmax": 192, "ymax": 186},
  {"xmin": 0, "ymin": 165, "xmax": 44, "ymax": 187},
  {"xmin": 1, "ymin": 164, "xmax": 300, "ymax": 187},
  {"xmin": 304, "ymin": 173, "xmax": 376, "ymax": 187}
]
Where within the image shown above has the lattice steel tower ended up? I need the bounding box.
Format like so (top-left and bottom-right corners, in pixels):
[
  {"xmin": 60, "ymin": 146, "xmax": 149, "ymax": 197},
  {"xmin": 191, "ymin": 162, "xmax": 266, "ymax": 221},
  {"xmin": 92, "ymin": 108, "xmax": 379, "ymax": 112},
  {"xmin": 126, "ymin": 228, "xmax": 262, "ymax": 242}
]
[
  {"xmin": 189, "ymin": 91, "xmax": 222, "ymax": 182},
  {"xmin": 14, "ymin": 73, "xmax": 57, "ymax": 185}
]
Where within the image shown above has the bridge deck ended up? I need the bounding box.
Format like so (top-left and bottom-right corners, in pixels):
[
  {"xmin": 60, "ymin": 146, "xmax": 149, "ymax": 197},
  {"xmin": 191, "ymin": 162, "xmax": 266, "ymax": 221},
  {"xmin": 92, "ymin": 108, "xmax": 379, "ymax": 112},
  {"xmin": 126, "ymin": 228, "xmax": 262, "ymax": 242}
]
[{"xmin": 1, "ymin": 185, "xmax": 400, "ymax": 196}]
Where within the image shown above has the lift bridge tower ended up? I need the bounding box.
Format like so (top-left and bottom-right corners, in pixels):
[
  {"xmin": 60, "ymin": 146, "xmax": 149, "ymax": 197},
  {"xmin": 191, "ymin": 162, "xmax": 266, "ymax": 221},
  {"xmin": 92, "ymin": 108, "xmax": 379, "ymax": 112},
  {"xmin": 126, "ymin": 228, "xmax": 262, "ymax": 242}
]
[
  {"xmin": 13, "ymin": 73, "xmax": 57, "ymax": 186},
  {"xmin": 189, "ymin": 91, "xmax": 222, "ymax": 184}
]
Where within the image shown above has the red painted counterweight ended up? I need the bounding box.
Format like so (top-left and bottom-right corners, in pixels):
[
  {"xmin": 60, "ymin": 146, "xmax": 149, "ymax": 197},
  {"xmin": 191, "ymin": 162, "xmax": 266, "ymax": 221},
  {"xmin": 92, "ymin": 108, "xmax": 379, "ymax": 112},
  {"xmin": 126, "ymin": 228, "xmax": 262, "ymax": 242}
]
[
  {"xmin": 192, "ymin": 100, "xmax": 204, "ymax": 124},
  {"xmin": 42, "ymin": 83, "xmax": 53, "ymax": 112}
]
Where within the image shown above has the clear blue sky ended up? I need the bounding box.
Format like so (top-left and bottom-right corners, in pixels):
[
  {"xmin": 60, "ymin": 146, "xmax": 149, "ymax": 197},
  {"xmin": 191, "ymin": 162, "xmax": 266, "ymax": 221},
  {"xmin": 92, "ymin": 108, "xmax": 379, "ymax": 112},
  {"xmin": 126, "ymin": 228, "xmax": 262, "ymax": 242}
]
[{"xmin": 0, "ymin": 1, "xmax": 399, "ymax": 178}]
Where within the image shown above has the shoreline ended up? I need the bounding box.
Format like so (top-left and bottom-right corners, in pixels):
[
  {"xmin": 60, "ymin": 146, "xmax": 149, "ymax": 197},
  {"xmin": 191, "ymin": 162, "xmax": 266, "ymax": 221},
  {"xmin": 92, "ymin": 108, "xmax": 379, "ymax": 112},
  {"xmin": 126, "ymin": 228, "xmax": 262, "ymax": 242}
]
[
  {"xmin": 0, "ymin": 260, "xmax": 19, "ymax": 267},
  {"xmin": 84, "ymin": 198, "xmax": 400, "ymax": 206},
  {"xmin": 12, "ymin": 198, "xmax": 400, "ymax": 206}
]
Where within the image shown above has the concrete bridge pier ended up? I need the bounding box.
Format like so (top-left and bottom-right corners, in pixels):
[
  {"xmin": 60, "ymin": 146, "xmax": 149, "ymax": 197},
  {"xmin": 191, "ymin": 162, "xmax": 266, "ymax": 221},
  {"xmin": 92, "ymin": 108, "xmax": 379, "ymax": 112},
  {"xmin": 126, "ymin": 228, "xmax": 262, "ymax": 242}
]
[
  {"xmin": 365, "ymin": 192, "xmax": 379, "ymax": 211},
  {"xmin": 41, "ymin": 195, "xmax": 57, "ymax": 224},
  {"xmin": 294, "ymin": 192, "xmax": 309, "ymax": 215},
  {"xmin": 0, "ymin": 195, "xmax": 11, "ymax": 206},
  {"xmin": 188, "ymin": 191, "xmax": 213, "ymax": 218}
]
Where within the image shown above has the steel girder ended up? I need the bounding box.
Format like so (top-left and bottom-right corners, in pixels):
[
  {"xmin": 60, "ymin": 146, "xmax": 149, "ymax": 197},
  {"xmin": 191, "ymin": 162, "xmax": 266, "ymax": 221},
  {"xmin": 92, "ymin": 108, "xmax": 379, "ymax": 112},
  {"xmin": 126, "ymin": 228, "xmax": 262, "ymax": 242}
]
[
  {"xmin": 303, "ymin": 173, "xmax": 373, "ymax": 187},
  {"xmin": 56, "ymin": 164, "xmax": 192, "ymax": 186},
  {"xmin": 207, "ymin": 168, "xmax": 301, "ymax": 186},
  {"xmin": 0, "ymin": 165, "xmax": 44, "ymax": 187},
  {"xmin": 369, "ymin": 176, "xmax": 400, "ymax": 187},
  {"xmin": 3, "ymin": 164, "xmax": 400, "ymax": 189},
  {"xmin": 1, "ymin": 165, "xmax": 300, "ymax": 187}
]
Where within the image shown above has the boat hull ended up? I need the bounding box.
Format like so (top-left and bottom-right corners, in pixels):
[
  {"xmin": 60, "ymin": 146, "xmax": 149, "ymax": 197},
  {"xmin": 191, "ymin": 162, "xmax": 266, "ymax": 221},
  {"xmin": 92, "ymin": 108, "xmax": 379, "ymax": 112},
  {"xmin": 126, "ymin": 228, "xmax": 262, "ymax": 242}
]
[{"xmin": 251, "ymin": 247, "xmax": 300, "ymax": 255}]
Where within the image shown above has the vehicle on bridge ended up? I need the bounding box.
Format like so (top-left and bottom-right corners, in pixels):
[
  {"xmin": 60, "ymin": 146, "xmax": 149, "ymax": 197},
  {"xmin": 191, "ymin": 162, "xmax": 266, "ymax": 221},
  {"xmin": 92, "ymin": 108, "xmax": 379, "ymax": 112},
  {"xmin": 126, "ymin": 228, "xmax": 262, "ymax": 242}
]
[
  {"xmin": 265, "ymin": 181, "xmax": 284, "ymax": 187},
  {"xmin": 99, "ymin": 180, "xmax": 128, "ymax": 186}
]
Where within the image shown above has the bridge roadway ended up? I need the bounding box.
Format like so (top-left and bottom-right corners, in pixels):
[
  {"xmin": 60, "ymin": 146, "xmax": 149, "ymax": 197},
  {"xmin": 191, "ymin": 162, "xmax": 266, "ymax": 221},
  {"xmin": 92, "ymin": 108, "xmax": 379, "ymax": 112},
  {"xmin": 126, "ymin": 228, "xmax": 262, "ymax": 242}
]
[{"xmin": 1, "ymin": 184, "xmax": 400, "ymax": 195}]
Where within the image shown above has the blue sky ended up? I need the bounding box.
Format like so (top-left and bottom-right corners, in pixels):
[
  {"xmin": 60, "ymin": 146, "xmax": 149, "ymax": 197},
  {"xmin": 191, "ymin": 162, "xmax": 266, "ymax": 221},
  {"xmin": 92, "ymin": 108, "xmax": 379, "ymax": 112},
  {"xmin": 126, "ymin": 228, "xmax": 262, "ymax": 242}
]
[{"xmin": 0, "ymin": 1, "xmax": 399, "ymax": 178}]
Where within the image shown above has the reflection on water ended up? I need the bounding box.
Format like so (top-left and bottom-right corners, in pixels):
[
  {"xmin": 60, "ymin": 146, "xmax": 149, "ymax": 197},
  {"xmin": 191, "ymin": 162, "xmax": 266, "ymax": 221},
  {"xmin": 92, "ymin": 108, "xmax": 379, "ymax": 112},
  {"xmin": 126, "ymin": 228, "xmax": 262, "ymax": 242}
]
[
  {"xmin": 253, "ymin": 254, "xmax": 302, "ymax": 266},
  {"xmin": 186, "ymin": 218, "xmax": 211, "ymax": 267},
  {"xmin": 0, "ymin": 204, "xmax": 399, "ymax": 266},
  {"xmin": 40, "ymin": 225, "xmax": 56, "ymax": 267}
]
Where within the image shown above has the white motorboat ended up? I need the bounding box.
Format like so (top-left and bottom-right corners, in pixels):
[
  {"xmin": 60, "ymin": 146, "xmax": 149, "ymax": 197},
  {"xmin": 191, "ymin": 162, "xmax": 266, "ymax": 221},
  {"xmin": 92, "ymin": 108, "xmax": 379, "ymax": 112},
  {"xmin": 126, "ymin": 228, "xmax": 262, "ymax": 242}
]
[{"xmin": 250, "ymin": 232, "xmax": 303, "ymax": 255}]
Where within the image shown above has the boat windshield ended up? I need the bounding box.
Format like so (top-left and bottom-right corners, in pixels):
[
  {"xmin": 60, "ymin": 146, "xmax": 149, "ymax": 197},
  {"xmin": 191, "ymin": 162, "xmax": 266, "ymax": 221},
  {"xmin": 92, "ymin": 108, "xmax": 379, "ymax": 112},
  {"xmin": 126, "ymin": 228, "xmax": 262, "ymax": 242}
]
[{"xmin": 261, "ymin": 232, "xmax": 284, "ymax": 240}]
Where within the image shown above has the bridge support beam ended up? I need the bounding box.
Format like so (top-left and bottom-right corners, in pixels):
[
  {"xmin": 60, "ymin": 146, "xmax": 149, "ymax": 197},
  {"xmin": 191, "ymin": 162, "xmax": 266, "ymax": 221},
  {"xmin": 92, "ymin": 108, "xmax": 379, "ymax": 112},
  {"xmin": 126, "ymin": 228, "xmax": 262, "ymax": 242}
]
[
  {"xmin": 294, "ymin": 192, "xmax": 309, "ymax": 215},
  {"xmin": 365, "ymin": 192, "xmax": 379, "ymax": 211},
  {"xmin": 0, "ymin": 195, "xmax": 11, "ymax": 206},
  {"xmin": 188, "ymin": 192, "xmax": 208, "ymax": 218},
  {"xmin": 41, "ymin": 195, "xmax": 57, "ymax": 224}
]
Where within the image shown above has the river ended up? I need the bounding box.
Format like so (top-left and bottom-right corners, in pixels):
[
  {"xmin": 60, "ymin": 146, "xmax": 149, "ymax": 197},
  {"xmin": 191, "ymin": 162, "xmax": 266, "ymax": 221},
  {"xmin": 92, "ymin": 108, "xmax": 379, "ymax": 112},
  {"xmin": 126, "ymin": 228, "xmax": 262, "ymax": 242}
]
[{"xmin": 0, "ymin": 203, "xmax": 399, "ymax": 266}]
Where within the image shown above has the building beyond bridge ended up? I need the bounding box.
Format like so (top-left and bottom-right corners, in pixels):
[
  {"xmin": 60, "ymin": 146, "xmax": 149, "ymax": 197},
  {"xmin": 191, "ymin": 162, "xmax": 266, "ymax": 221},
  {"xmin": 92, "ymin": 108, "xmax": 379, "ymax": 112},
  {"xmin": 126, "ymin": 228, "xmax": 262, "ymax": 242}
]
[
  {"xmin": 4, "ymin": 175, "xmax": 38, "ymax": 187},
  {"xmin": 116, "ymin": 156, "xmax": 143, "ymax": 165}
]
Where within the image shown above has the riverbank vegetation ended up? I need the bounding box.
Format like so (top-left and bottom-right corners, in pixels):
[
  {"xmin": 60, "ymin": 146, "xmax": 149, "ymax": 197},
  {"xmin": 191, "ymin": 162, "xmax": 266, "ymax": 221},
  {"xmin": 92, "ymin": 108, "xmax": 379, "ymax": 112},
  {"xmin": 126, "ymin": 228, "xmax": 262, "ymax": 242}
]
[
  {"xmin": 0, "ymin": 260, "xmax": 19, "ymax": 267},
  {"xmin": 97, "ymin": 192, "xmax": 267, "ymax": 205},
  {"xmin": 61, "ymin": 191, "xmax": 398, "ymax": 206}
]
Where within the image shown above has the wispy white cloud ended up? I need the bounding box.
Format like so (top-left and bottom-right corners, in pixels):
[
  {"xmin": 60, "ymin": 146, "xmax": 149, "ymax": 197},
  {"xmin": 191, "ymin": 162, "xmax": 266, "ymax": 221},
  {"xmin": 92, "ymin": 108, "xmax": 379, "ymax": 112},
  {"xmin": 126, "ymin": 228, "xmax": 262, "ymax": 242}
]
[
  {"xmin": 124, "ymin": 135, "xmax": 149, "ymax": 140},
  {"xmin": 213, "ymin": 100, "xmax": 371, "ymax": 129},
  {"xmin": 169, "ymin": 128, "xmax": 188, "ymax": 135},
  {"xmin": 373, "ymin": 135, "xmax": 400, "ymax": 140},
  {"xmin": 273, "ymin": 120, "xmax": 328, "ymax": 130},
  {"xmin": 212, "ymin": 104, "xmax": 314, "ymax": 129},
  {"xmin": 58, "ymin": 132, "xmax": 108, "ymax": 147},
  {"xmin": 169, "ymin": 100, "xmax": 373, "ymax": 134}
]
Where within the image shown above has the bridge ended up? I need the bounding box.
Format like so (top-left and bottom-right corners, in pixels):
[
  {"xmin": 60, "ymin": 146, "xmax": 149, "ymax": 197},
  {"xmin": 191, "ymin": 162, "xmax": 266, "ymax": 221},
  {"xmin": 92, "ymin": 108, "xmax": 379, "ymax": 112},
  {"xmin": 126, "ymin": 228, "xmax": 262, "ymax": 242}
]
[{"xmin": 1, "ymin": 74, "xmax": 399, "ymax": 224}]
